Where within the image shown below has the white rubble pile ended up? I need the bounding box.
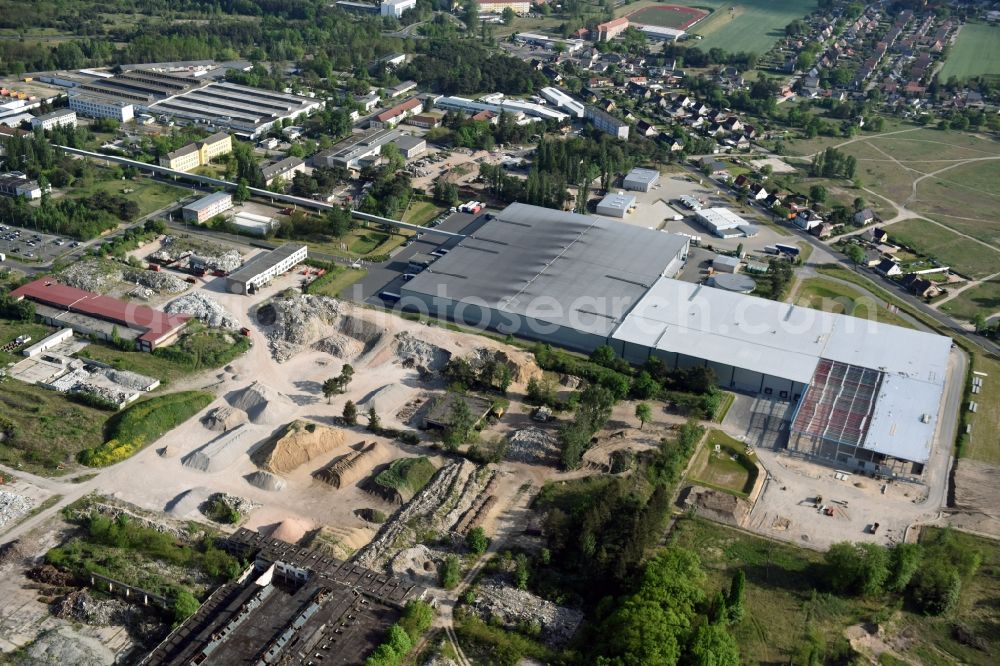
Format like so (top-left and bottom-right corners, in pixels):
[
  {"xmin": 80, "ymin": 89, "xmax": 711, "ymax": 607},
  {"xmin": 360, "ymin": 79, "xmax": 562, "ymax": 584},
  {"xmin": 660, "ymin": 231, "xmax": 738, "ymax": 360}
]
[
  {"xmin": 190, "ymin": 250, "xmax": 243, "ymax": 273},
  {"xmin": 153, "ymin": 236, "xmax": 243, "ymax": 272},
  {"xmin": 0, "ymin": 491, "xmax": 33, "ymax": 530},
  {"xmin": 15, "ymin": 625, "xmax": 116, "ymax": 665},
  {"xmin": 394, "ymin": 332, "xmax": 452, "ymax": 372},
  {"xmin": 72, "ymin": 383, "xmax": 131, "ymax": 406},
  {"xmin": 122, "ymin": 267, "xmax": 187, "ymax": 293},
  {"xmin": 507, "ymin": 428, "xmax": 560, "ymax": 465},
  {"xmin": 470, "ymin": 578, "xmax": 584, "ymax": 648},
  {"xmin": 60, "ymin": 259, "xmax": 187, "ymax": 294},
  {"xmin": 262, "ymin": 294, "xmax": 341, "ymax": 361},
  {"xmin": 203, "ymin": 492, "xmax": 259, "ymax": 518},
  {"xmin": 166, "ymin": 292, "xmax": 240, "ymax": 330},
  {"xmin": 95, "ymin": 367, "xmax": 159, "ymax": 392}
]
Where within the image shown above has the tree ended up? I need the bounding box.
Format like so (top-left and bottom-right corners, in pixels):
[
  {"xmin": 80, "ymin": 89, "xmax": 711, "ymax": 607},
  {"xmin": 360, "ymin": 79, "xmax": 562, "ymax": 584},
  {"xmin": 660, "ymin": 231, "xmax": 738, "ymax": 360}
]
[
  {"xmin": 343, "ymin": 400, "xmax": 358, "ymax": 425},
  {"xmin": 514, "ymin": 552, "xmax": 529, "ymax": 589},
  {"xmin": 367, "ymin": 406, "xmax": 381, "ymax": 432},
  {"xmin": 635, "ymin": 403, "xmax": 652, "ymax": 430},
  {"xmin": 688, "ymin": 622, "xmax": 741, "ymax": 666},
  {"xmin": 322, "ymin": 377, "xmax": 340, "ymax": 403},
  {"xmin": 501, "ymin": 7, "xmax": 515, "ymax": 25},
  {"xmin": 809, "ymin": 184, "xmax": 827, "ymax": 205},
  {"xmin": 465, "ymin": 526, "xmax": 489, "ymax": 555},
  {"xmin": 824, "ymin": 542, "xmax": 889, "ymax": 597},
  {"xmin": 909, "ymin": 559, "xmax": 961, "ymax": 615},
  {"xmin": 887, "ymin": 543, "xmax": 922, "ymax": 593},
  {"xmin": 726, "ymin": 569, "xmax": 745, "ymax": 624},
  {"xmin": 973, "ymin": 313, "xmax": 989, "ymax": 334},
  {"xmin": 853, "ymin": 196, "xmax": 866, "ymax": 212},
  {"xmin": 444, "ymin": 395, "xmax": 477, "ymax": 451},
  {"xmin": 172, "ymin": 589, "xmax": 200, "ymax": 624},
  {"xmin": 846, "ymin": 243, "xmax": 866, "ymax": 270}
]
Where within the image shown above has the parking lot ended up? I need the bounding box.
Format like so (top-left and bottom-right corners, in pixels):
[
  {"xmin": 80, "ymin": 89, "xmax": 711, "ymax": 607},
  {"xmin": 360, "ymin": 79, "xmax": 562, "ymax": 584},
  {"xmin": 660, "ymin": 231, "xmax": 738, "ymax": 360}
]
[
  {"xmin": 347, "ymin": 211, "xmax": 483, "ymax": 304},
  {"xmin": 603, "ymin": 170, "xmax": 792, "ymax": 255},
  {"xmin": 0, "ymin": 225, "xmax": 80, "ymax": 263}
]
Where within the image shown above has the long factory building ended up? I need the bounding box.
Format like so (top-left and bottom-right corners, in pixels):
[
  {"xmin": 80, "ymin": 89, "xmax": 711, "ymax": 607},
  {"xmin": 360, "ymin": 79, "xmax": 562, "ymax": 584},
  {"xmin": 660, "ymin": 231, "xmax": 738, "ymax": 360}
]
[
  {"xmin": 67, "ymin": 69, "xmax": 321, "ymax": 137},
  {"xmin": 400, "ymin": 203, "xmax": 953, "ymax": 480}
]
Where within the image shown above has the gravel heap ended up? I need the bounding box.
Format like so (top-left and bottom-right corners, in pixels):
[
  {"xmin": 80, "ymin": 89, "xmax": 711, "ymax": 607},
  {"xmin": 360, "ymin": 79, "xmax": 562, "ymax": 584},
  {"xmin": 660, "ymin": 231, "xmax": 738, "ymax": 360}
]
[
  {"xmin": 394, "ymin": 332, "xmax": 451, "ymax": 373},
  {"xmin": 0, "ymin": 491, "xmax": 34, "ymax": 530},
  {"xmin": 165, "ymin": 292, "xmax": 240, "ymax": 330},
  {"xmin": 202, "ymin": 406, "xmax": 248, "ymax": 432},
  {"xmin": 262, "ymin": 294, "xmax": 341, "ymax": 361},
  {"xmin": 506, "ymin": 427, "xmax": 560, "ymax": 466},
  {"xmin": 229, "ymin": 382, "xmax": 295, "ymax": 425},
  {"xmin": 245, "ymin": 470, "xmax": 287, "ymax": 491},
  {"xmin": 470, "ymin": 577, "xmax": 584, "ymax": 648}
]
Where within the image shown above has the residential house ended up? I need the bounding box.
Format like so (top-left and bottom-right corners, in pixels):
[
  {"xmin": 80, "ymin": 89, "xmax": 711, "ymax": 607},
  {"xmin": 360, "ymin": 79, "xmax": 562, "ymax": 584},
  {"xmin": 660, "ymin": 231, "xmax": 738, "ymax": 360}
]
[
  {"xmin": 853, "ymin": 208, "xmax": 876, "ymax": 225},
  {"xmin": 876, "ymin": 258, "xmax": 902, "ymax": 277}
]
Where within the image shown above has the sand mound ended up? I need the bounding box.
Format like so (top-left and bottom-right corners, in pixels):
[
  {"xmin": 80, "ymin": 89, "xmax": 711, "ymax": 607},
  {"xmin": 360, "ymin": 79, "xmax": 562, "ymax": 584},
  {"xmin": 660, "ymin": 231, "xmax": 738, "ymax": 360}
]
[
  {"xmin": 228, "ymin": 381, "xmax": 295, "ymax": 425},
  {"xmin": 270, "ymin": 517, "xmax": 312, "ymax": 545},
  {"xmin": 182, "ymin": 424, "xmax": 256, "ymax": 472},
  {"xmin": 314, "ymin": 441, "xmax": 391, "ymax": 489},
  {"xmin": 254, "ymin": 419, "xmax": 348, "ymax": 475},
  {"xmin": 357, "ymin": 384, "xmax": 412, "ymax": 417},
  {"xmin": 245, "ymin": 470, "xmax": 287, "ymax": 491},
  {"xmin": 680, "ymin": 485, "xmax": 751, "ymax": 527},
  {"xmin": 316, "ymin": 313, "xmax": 386, "ymax": 358},
  {"xmin": 394, "ymin": 331, "xmax": 451, "ymax": 372},
  {"xmin": 202, "ymin": 405, "xmax": 248, "ymax": 432},
  {"xmin": 303, "ymin": 525, "xmax": 375, "ymax": 560}
]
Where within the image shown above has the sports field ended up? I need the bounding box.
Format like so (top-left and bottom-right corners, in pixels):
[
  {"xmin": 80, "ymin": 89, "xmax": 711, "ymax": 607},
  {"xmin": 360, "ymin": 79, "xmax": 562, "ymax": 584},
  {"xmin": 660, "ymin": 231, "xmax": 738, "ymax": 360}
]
[
  {"xmin": 939, "ymin": 23, "xmax": 1000, "ymax": 81},
  {"xmin": 686, "ymin": 0, "xmax": 817, "ymax": 54},
  {"xmin": 626, "ymin": 4, "xmax": 708, "ymax": 30}
]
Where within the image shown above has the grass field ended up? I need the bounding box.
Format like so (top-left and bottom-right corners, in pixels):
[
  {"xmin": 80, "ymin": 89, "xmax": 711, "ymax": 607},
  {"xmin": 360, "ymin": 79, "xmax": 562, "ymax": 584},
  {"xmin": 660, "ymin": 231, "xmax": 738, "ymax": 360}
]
[
  {"xmin": 0, "ymin": 320, "xmax": 54, "ymax": 366},
  {"xmin": 680, "ymin": 0, "xmax": 817, "ymax": 54},
  {"xmin": 70, "ymin": 177, "xmax": 191, "ymax": 218},
  {"xmin": 305, "ymin": 265, "xmax": 368, "ymax": 299},
  {"xmin": 939, "ymin": 23, "xmax": 1000, "ymax": 81},
  {"xmin": 793, "ymin": 277, "xmax": 916, "ymax": 329},
  {"xmin": 689, "ymin": 430, "xmax": 757, "ymax": 496},
  {"xmin": 939, "ymin": 278, "xmax": 1000, "ymax": 323},
  {"xmin": 963, "ymin": 352, "xmax": 1000, "ymax": 464},
  {"xmin": 669, "ymin": 518, "xmax": 1000, "ymax": 665},
  {"xmin": 402, "ymin": 200, "xmax": 445, "ymax": 227},
  {"xmin": 0, "ymin": 379, "xmax": 107, "ymax": 475},
  {"xmin": 885, "ymin": 218, "xmax": 1000, "ymax": 280},
  {"xmin": 626, "ymin": 5, "xmax": 707, "ymax": 29}
]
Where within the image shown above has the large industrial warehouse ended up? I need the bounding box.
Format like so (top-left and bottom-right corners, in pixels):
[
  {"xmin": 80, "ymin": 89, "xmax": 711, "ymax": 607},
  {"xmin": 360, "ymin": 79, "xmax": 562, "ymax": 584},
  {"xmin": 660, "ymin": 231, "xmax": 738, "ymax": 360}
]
[
  {"xmin": 401, "ymin": 203, "xmax": 953, "ymax": 480},
  {"xmin": 400, "ymin": 203, "xmax": 690, "ymax": 351}
]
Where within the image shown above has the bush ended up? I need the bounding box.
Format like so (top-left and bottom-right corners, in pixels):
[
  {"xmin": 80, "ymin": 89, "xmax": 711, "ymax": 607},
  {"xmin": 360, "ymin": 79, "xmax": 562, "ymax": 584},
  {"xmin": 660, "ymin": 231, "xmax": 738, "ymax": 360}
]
[
  {"xmin": 440, "ymin": 554, "xmax": 461, "ymax": 589},
  {"xmin": 466, "ymin": 527, "xmax": 489, "ymax": 555},
  {"xmin": 204, "ymin": 497, "xmax": 240, "ymax": 524},
  {"xmin": 172, "ymin": 589, "xmax": 201, "ymax": 625}
]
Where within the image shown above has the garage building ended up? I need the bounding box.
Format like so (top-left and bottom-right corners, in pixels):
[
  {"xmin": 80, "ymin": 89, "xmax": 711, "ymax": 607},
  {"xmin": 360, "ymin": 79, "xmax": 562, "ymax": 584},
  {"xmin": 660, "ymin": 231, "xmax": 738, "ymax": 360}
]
[
  {"xmin": 595, "ymin": 191, "xmax": 636, "ymax": 218},
  {"xmin": 225, "ymin": 244, "xmax": 308, "ymax": 294},
  {"xmin": 622, "ymin": 167, "xmax": 660, "ymax": 192}
]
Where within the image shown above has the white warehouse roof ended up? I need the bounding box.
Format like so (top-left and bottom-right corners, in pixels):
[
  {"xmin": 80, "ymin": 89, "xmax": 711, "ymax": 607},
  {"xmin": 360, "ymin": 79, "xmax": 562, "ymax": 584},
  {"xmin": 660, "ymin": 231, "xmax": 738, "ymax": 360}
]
[
  {"xmin": 695, "ymin": 207, "xmax": 748, "ymax": 232},
  {"xmin": 611, "ymin": 278, "xmax": 952, "ymax": 463},
  {"xmin": 540, "ymin": 87, "xmax": 585, "ymax": 118}
]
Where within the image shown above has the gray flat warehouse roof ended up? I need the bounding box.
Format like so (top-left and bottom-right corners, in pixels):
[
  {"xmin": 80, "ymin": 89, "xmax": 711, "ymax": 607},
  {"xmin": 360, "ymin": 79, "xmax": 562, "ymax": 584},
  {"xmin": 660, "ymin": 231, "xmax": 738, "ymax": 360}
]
[
  {"xmin": 401, "ymin": 203, "xmax": 689, "ymax": 337},
  {"xmin": 227, "ymin": 244, "xmax": 307, "ymax": 283}
]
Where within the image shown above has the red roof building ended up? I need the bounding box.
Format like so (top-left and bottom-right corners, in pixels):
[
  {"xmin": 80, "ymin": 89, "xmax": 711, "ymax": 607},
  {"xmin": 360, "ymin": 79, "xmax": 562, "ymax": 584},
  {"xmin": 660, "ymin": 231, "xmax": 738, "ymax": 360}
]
[
  {"xmin": 372, "ymin": 97, "xmax": 422, "ymax": 128},
  {"xmin": 597, "ymin": 17, "xmax": 629, "ymax": 42},
  {"xmin": 10, "ymin": 278, "xmax": 190, "ymax": 351}
]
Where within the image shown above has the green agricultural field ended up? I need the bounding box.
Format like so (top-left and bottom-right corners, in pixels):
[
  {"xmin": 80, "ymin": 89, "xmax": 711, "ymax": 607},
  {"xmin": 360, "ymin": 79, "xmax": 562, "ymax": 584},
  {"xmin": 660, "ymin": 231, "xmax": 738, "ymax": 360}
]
[
  {"xmin": 885, "ymin": 218, "xmax": 1000, "ymax": 280},
  {"xmin": 683, "ymin": 0, "xmax": 817, "ymax": 54},
  {"xmin": 939, "ymin": 23, "xmax": 1000, "ymax": 81},
  {"xmin": 940, "ymin": 278, "xmax": 1000, "ymax": 324},
  {"xmin": 793, "ymin": 277, "xmax": 916, "ymax": 329}
]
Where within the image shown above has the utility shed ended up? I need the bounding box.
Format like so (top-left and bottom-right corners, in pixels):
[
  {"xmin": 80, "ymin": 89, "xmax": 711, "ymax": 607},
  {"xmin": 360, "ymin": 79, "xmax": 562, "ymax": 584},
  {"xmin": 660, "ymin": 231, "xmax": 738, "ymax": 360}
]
[
  {"xmin": 622, "ymin": 167, "xmax": 660, "ymax": 192},
  {"xmin": 595, "ymin": 191, "xmax": 637, "ymax": 218},
  {"xmin": 400, "ymin": 202, "xmax": 689, "ymax": 352}
]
